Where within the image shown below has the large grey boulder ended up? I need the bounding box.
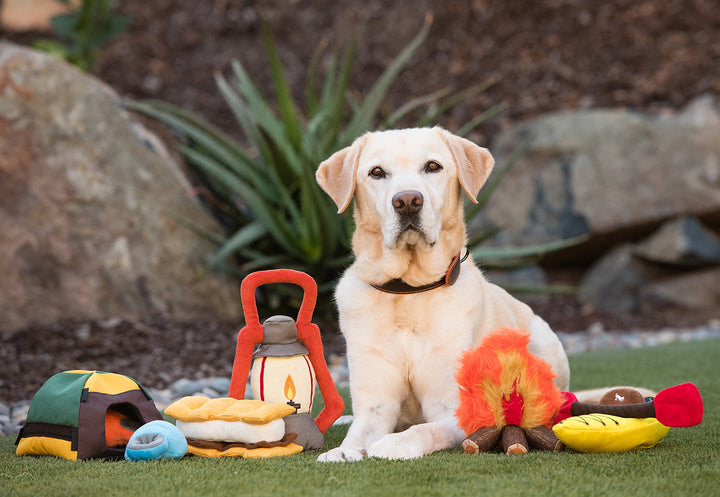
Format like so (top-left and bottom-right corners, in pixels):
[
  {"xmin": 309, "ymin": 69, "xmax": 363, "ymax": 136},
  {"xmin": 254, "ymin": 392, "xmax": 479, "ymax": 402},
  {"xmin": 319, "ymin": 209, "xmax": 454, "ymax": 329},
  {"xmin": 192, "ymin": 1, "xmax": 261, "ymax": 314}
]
[
  {"xmin": 639, "ymin": 268, "xmax": 720, "ymax": 312},
  {"xmin": 484, "ymin": 96, "xmax": 720, "ymax": 252},
  {"xmin": 578, "ymin": 216, "xmax": 720, "ymax": 314},
  {"xmin": 0, "ymin": 42, "xmax": 241, "ymax": 333},
  {"xmin": 578, "ymin": 244, "xmax": 666, "ymax": 314},
  {"xmin": 633, "ymin": 216, "xmax": 720, "ymax": 268}
]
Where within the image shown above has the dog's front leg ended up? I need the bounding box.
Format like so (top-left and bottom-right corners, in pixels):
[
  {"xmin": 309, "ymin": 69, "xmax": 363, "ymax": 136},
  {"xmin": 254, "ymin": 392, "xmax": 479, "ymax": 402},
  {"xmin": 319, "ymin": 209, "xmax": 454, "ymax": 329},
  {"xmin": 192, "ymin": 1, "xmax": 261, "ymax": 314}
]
[
  {"xmin": 367, "ymin": 348, "xmax": 467, "ymax": 460},
  {"xmin": 366, "ymin": 386, "xmax": 465, "ymax": 460},
  {"xmin": 367, "ymin": 416, "xmax": 465, "ymax": 460},
  {"xmin": 317, "ymin": 367, "xmax": 405, "ymax": 462},
  {"xmin": 317, "ymin": 404, "xmax": 399, "ymax": 462}
]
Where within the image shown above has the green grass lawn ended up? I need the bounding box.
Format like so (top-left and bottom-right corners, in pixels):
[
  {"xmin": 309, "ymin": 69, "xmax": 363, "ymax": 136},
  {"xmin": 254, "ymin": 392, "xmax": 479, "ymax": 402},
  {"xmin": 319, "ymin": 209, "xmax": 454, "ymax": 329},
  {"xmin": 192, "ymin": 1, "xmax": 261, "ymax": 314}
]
[{"xmin": 2, "ymin": 338, "xmax": 718, "ymax": 497}]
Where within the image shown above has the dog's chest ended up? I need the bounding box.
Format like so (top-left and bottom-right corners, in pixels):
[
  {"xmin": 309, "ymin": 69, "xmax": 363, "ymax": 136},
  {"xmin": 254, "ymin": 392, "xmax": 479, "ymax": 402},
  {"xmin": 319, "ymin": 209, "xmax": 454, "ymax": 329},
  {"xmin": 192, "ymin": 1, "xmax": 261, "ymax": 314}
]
[
  {"xmin": 364, "ymin": 293, "xmax": 472, "ymax": 360},
  {"xmin": 337, "ymin": 270, "xmax": 482, "ymax": 364}
]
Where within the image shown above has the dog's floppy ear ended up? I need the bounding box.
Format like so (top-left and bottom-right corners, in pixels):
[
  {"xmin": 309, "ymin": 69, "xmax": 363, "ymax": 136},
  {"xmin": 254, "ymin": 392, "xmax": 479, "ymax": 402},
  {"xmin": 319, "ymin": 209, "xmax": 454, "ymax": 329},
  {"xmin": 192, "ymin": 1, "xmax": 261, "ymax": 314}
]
[
  {"xmin": 438, "ymin": 128, "xmax": 494, "ymax": 203},
  {"xmin": 316, "ymin": 134, "xmax": 368, "ymax": 213}
]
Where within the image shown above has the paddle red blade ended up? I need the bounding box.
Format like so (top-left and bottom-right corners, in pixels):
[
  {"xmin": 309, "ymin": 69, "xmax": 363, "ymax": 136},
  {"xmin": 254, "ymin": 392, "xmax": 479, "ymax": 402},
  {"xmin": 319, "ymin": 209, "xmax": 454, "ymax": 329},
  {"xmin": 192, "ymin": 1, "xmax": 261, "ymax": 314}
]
[{"xmin": 654, "ymin": 382, "xmax": 703, "ymax": 427}]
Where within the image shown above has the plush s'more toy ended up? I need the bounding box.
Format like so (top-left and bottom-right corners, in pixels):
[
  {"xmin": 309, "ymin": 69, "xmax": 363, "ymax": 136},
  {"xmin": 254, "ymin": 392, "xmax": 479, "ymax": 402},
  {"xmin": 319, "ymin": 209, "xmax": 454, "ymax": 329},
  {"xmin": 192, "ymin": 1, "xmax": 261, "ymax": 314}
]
[{"xmin": 164, "ymin": 397, "xmax": 303, "ymax": 458}]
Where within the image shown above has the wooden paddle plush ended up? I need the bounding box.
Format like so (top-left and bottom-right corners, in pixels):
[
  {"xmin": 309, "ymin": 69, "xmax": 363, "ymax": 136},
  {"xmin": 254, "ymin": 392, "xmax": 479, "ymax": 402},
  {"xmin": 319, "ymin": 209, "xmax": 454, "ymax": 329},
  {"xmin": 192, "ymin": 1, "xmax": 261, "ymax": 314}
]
[{"xmin": 569, "ymin": 383, "xmax": 703, "ymax": 427}]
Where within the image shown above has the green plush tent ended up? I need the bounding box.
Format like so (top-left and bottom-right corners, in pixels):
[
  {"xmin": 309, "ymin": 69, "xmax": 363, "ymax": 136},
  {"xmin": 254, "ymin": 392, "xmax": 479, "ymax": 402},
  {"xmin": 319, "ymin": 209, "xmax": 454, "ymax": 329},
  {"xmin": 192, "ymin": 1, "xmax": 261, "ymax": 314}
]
[{"xmin": 16, "ymin": 370, "xmax": 162, "ymax": 460}]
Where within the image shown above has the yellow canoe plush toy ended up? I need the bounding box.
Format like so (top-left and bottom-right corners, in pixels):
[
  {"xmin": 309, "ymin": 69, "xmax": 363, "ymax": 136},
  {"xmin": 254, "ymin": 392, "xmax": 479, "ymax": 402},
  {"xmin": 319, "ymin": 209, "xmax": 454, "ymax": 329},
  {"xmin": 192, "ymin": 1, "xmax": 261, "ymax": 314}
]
[
  {"xmin": 553, "ymin": 414, "xmax": 670, "ymax": 453},
  {"xmin": 164, "ymin": 397, "xmax": 303, "ymax": 458},
  {"xmin": 551, "ymin": 384, "xmax": 703, "ymax": 453}
]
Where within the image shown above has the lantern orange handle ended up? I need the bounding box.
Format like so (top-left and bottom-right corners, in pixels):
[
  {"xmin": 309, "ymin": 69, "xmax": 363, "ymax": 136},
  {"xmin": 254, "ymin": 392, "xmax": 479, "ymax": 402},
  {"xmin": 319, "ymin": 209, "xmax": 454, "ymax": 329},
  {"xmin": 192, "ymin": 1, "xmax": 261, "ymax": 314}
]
[
  {"xmin": 228, "ymin": 269, "xmax": 344, "ymax": 434},
  {"xmin": 240, "ymin": 269, "xmax": 317, "ymax": 327}
]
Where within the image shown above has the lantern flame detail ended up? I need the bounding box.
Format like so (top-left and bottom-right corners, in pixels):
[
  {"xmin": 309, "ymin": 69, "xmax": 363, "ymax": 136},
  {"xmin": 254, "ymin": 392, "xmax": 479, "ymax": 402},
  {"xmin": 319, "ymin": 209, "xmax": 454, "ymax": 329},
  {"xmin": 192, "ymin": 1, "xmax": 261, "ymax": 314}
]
[{"xmin": 284, "ymin": 374, "xmax": 296, "ymax": 401}]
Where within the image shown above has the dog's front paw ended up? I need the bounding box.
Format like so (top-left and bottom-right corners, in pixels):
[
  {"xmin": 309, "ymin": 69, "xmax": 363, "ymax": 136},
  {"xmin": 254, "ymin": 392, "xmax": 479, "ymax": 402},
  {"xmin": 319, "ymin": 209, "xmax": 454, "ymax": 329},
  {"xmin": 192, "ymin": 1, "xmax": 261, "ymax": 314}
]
[
  {"xmin": 367, "ymin": 433, "xmax": 425, "ymax": 460},
  {"xmin": 317, "ymin": 446, "xmax": 367, "ymax": 463}
]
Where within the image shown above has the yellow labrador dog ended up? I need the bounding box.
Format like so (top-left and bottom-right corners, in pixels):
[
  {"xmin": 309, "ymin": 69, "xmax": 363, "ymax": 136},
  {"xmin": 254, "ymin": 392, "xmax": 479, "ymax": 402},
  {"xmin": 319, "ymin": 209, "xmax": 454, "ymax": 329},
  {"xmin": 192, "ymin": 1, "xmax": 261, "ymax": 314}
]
[{"xmin": 315, "ymin": 127, "xmax": 570, "ymax": 462}]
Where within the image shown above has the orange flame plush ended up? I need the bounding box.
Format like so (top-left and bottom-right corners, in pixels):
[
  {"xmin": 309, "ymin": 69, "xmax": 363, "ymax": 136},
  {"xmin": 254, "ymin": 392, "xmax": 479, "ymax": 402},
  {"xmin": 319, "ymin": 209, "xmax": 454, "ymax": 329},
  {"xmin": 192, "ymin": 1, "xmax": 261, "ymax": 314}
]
[{"xmin": 455, "ymin": 328, "xmax": 565, "ymax": 454}]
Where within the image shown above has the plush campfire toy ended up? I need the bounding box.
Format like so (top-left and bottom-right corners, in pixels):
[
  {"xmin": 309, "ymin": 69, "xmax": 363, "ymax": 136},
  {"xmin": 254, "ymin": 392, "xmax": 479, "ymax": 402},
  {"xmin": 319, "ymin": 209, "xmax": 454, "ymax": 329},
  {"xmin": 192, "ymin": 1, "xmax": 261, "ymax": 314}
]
[{"xmin": 455, "ymin": 328, "xmax": 566, "ymax": 454}]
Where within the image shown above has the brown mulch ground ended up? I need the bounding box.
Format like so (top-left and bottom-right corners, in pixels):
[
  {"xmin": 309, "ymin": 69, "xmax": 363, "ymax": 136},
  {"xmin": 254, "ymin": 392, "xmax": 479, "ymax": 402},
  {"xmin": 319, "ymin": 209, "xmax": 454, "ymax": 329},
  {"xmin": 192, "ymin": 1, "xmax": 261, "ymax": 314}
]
[
  {"xmin": 0, "ymin": 295, "xmax": 701, "ymax": 404},
  {"xmin": 91, "ymin": 0, "xmax": 720, "ymax": 144},
  {"xmin": 1, "ymin": 318, "xmax": 241, "ymax": 403},
  {"xmin": 2, "ymin": 0, "xmax": 719, "ymax": 402}
]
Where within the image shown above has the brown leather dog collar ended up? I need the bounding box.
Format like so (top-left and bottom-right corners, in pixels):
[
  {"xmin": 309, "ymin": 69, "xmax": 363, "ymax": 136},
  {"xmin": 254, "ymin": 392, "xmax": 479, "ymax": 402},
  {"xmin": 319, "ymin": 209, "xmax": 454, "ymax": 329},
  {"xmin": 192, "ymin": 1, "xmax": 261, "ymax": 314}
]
[{"xmin": 370, "ymin": 248, "xmax": 470, "ymax": 295}]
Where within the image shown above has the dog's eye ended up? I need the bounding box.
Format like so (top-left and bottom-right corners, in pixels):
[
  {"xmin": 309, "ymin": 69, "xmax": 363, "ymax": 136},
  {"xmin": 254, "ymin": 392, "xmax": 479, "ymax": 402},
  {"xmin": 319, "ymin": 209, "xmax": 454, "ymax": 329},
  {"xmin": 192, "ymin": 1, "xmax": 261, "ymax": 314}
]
[
  {"xmin": 369, "ymin": 166, "xmax": 386, "ymax": 179},
  {"xmin": 424, "ymin": 161, "xmax": 443, "ymax": 173}
]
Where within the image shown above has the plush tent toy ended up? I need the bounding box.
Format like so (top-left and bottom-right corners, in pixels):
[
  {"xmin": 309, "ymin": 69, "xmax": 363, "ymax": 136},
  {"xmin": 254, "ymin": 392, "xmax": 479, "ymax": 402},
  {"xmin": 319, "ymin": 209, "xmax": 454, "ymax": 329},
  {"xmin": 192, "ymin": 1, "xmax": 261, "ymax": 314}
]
[{"xmin": 16, "ymin": 370, "xmax": 162, "ymax": 460}]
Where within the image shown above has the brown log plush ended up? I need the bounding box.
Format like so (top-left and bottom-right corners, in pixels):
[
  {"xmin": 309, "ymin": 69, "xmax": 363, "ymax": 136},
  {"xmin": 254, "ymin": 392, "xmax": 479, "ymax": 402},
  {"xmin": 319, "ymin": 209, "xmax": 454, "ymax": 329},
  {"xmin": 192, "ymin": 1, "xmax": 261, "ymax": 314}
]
[
  {"xmin": 463, "ymin": 426, "xmax": 502, "ymax": 454},
  {"xmin": 502, "ymin": 425, "xmax": 528, "ymax": 454},
  {"xmin": 525, "ymin": 425, "xmax": 564, "ymax": 451},
  {"xmin": 462, "ymin": 424, "xmax": 563, "ymax": 454}
]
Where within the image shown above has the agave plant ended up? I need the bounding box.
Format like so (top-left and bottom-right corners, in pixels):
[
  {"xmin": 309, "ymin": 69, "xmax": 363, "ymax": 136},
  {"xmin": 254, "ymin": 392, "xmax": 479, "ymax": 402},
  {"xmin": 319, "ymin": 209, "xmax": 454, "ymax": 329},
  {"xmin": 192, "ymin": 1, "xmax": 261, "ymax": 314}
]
[{"xmin": 125, "ymin": 15, "xmax": 579, "ymax": 314}]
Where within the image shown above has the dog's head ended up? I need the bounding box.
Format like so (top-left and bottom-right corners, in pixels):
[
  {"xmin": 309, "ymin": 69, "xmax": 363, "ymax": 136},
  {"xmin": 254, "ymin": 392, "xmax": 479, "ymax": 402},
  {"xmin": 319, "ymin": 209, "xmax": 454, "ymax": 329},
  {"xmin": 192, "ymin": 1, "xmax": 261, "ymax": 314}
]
[{"xmin": 316, "ymin": 127, "xmax": 494, "ymax": 253}]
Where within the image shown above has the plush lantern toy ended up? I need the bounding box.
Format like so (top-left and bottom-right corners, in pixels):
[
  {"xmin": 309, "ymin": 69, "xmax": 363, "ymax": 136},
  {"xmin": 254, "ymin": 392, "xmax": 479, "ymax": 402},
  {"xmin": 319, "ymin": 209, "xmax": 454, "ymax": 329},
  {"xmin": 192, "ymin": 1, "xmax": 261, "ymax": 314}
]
[
  {"xmin": 455, "ymin": 328, "xmax": 566, "ymax": 454},
  {"xmin": 228, "ymin": 269, "xmax": 344, "ymax": 450},
  {"xmin": 250, "ymin": 315, "xmax": 316, "ymax": 415},
  {"xmin": 248, "ymin": 314, "xmax": 324, "ymax": 449}
]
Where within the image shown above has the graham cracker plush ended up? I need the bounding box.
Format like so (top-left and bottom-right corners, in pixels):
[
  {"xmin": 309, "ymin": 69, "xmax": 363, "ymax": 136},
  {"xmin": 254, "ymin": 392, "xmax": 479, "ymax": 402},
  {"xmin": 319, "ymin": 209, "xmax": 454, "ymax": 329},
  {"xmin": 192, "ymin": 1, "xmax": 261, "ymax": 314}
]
[{"xmin": 165, "ymin": 397, "xmax": 295, "ymax": 423}]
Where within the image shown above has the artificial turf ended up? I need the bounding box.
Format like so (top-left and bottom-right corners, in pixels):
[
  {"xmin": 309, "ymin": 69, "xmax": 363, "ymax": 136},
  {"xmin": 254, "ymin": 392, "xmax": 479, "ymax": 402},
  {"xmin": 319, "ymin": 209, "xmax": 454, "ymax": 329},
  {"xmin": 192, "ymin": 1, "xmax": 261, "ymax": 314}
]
[{"xmin": 1, "ymin": 338, "xmax": 718, "ymax": 497}]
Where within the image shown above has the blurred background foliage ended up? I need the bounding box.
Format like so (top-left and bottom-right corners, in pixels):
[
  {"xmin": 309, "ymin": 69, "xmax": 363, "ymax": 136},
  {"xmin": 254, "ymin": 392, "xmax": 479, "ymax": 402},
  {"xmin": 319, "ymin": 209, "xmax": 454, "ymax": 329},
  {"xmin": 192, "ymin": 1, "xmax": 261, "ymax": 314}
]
[
  {"xmin": 126, "ymin": 16, "xmax": 580, "ymax": 317},
  {"xmin": 33, "ymin": 0, "xmax": 129, "ymax": 71}
]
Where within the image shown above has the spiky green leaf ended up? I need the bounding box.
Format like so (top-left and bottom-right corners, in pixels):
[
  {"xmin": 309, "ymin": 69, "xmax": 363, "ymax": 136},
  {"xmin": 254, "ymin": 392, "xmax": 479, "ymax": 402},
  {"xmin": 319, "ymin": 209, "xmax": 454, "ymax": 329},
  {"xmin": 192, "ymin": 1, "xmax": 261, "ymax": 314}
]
[{"xmin": 341, "ymin": 13, "xmax": 433, "ymax": 142}]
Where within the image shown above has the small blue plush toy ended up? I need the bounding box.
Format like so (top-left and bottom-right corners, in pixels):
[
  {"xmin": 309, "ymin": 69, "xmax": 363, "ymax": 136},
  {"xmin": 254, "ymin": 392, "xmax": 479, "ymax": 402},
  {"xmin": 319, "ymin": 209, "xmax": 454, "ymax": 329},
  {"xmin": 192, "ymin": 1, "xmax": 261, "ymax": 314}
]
[{"xmin": 125, "ymin": 420, "xmax": 188, "ymax": 461}]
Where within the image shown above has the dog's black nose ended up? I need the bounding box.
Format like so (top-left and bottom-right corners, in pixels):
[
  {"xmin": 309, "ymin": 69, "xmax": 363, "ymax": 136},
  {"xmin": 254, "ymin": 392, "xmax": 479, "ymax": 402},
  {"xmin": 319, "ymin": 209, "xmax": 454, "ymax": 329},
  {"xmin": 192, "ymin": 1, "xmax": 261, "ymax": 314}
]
[{"xmin": 392, "ymin": 190, "xmax": 424, "ymax": 215}]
